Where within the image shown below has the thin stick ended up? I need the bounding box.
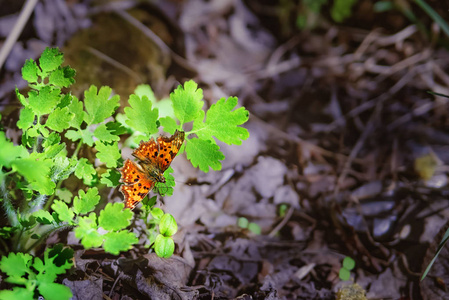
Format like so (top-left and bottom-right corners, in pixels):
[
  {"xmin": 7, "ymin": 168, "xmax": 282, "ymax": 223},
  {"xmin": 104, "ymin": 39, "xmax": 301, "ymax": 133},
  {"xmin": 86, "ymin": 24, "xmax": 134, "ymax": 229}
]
[{"xmin": 0, "ymin": 0, "xmax": 39, "ymax": 71}]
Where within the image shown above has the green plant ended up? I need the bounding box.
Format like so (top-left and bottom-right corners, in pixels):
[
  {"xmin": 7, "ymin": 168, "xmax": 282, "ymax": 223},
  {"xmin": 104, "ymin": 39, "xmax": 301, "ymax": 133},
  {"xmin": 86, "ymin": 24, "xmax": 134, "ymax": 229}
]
[
  {"xmin": 0, "ymin": 47, "xmax": 249, "ymax": 298},
  {"xmin": 339, "ymin": 256, "xmax": 356, "ymax": 281},
  {"xmin": 237, "ymin": 217, "xmax": 262, "ymax": 235},
  {"xmin": 0, "ymin": 245, "xmax": 73, "ymax": 300}
]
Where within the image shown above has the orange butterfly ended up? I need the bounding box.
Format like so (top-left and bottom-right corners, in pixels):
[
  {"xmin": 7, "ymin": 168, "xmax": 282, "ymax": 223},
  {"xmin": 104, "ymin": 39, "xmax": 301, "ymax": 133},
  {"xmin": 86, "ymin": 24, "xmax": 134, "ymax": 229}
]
[{"xmin": 119, "ymin": 130, "xmax": 185, "ymax": 209}]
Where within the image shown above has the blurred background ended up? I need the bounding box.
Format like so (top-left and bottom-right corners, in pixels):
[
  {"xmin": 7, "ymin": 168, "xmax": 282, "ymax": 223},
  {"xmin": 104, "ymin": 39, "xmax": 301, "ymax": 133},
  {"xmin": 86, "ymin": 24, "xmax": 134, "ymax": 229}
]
[{"xmin": 2, "ymin": 0, "xmax": 449, "ymax": 299}]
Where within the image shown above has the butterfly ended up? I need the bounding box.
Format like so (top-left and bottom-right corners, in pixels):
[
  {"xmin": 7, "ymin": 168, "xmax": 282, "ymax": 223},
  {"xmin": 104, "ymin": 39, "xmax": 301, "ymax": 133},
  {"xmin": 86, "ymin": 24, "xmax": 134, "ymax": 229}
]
[{"xmin": 119, "ymin": 130, "xmax": 185, "ymax": 209}]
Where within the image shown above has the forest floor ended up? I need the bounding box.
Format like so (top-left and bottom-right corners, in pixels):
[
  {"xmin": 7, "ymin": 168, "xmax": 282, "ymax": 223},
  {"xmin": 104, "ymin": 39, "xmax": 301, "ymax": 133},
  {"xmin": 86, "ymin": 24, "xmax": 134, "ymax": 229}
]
[{"xmin": 2, "ymin": 0, "xmax": 449, "ymax": 299}]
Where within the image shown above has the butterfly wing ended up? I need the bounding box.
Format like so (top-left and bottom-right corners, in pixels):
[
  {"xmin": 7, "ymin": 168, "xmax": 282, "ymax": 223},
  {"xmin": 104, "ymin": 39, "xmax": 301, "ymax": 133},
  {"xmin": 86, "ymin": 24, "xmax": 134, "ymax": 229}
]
[
  {"xmin": 119, "ymin": 159, "xmax": 155, "ymax": 209},
  {"xmin": 156, "ymin": 130, "xmax": 185, "ymax": 172},
  {"xmin": 133, "ymin": 137, "xmax": 159, "ymax": 164}
]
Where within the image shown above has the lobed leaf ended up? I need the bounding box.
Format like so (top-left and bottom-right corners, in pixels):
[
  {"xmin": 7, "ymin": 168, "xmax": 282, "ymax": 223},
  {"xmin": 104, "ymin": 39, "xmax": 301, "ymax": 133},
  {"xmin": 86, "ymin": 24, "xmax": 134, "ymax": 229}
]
[
  {"xmin": 74, "ymin": 158, "xmax": 96, "ymax": 185},
  {"xmin": 38, "ymin": 282, "xmax": 72, "ymax": 300},
  {"xmin": 171, "ymin": 80, "xmax": 204, "ymax": 125},
  {"xmin": 103, "ymin": 231, "xmax": 138, "ymax": 255},
  {"xmin": 0, "ymin": 252, "xmax": 33, "ymax": 278},
  {"xmin": 124, "ymin": 94, "xmax": 159, "ymax": 135},
  {"xmin": 0, "ymin": 132, "xmax": 28, "ymax": 168},
  {"xmin": 185, "ymin": 137, "xmax": 224, "ymax": 172},
  {"xmin": 192, "ymin": 97, "xmax": 249, "ymax": 145},
  {"xmin": 12, "ymin": 154, "xmax": 55, "ymax": 195},
  {"xmin": 68, "ymin": 97, "xmax": 84, "ymax": 129},
  {"xmin": 21, "ymin": 59, "xmax": 39, "ymax": 83},
  {"xmin": 28, "ymin": 86, "xmax": 61, "ymax": 116},
  {"xmin": 39, "ymin": 47, "xmax": 64, "ymax": 75},
  {"xmin": 100, "ymin": 169, "xmax": 121, "ymax": 187},
  {"xmin": 98, "ymin": 202, "xmax": 133, "ymax": 231},
  {"xmin": 94, "ymin": 124, "xmax": 120, "ymax": 142},
  {"xmin": 0, "ymin": 287, "xmax": 34, "ymax": 300},
  {"xmin": 96, "ymin": 142, "xmax": 121, "ymax": 168},
  {"xmin": 83, "ymin": 86, "xmax": 119, "ymax": 125},
  {"xmin": 48, "ymin": 65, "xmax": 75, "ymax": 88},
  {"xmin": 51, "ymin": 200, "xmax": 74, "ymax": 223},
  {"xmin": 75, "ymin": 213, "xmax": 103, "ymax": 249},
  {"xmin": 73, "ymin": 188, "xmax": 100, "ymax": 215},
  {"xmin": 46, "ymin": 107, "xmax": 74, "ymax": 132}
]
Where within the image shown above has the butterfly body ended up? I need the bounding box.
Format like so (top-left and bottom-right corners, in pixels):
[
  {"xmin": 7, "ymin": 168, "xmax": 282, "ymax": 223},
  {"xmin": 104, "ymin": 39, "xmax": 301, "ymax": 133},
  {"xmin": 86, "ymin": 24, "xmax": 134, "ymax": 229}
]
[{"xmin": 119, "ymin": 130, "xmax": 185, "ymax": 209}]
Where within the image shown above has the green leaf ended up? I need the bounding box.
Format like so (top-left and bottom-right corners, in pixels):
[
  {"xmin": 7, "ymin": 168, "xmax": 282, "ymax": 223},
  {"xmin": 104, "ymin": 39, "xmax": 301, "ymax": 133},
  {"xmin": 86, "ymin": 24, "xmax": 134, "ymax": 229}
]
[
  {"xmin": 106, "ymin": 121, "xmax": 128, "ymax": 136},
  {"xmin": 74, "ymin": 158, "xmax": 96, "ymax": 185},
  {"xmin": 51, "ymin": 200, "xmax": 74, "ymax": 223},
  {"xmin": 96, "ymin": 142, "xmax": 121, "ymax": 168},
  {"xmin": 28, "ymin": 86, "xmax": 61, "ymax": 115},
  {"xmin": 70, "ymin": 182, "xmax": 93, "ymax": 202},
  {"xmin": 21, "ymin": 59, "xmax": 39, "ymax": 83},
  {"xmin": 100, "ymin": 169, "xmax": 121, "ymax": 187},
  {"xmin": 68, "ymin": 97, "xmax": 84, "ymax": 128},
  {"xmin": 94, "ymin": 124, "xmax": 120, "ymax": 142},
  {"xmin": 16, "ymin": 88, "xmax": 28, "ymax": 106},
  {"xmin": 39, "ymin": 47, "xmax": 64, "ymax": 75},
  {"xmin": 46, "ymin": 107, "xmax": 73, "ymax": 132},
  {"xmin": 39, "ymin": 125, "xmax": 50, "ymax": 137},
  {"xmin": 0, "ymin": 132, "xmax": 28, "ymax": 168},
  {"xmin": 155, "ymin": 167, "xmax": 174, "ymax": 196},
  {"xmin": 33, "ymin": 210, "xmax": 54, "ymax": 224},
  {"xmin": 103, "ymin": 231, "xmax": 138, "ymax": 255},
  {"xmin": 0, "ymin": 287, "xmax": 34, "ymax": 300},
  {"xmin": 159, "ymin": 117, "xmax": 178, "ymax": 134},
  {"xmin": 75, "ymin": 213, "xmax": 103, "ymax": 248},
  {"xmin": 343, "ymin": 256, "xmax": 355, "ymax": 270},
  {"xmin": 248, "ymin": 222, "xmax": 261, "ymax": 235},
  {"xmin": 17, "ymin": 108, "xmax": 35, "ymax": 130},
  {"xmin": 83, "ymin": 86, "xmax": 119, "ymax": 125},
  {"xmin": 48, "ymin": 65, "xmax": 75, "ymax": 88},
  {"xmin": 44, "ymin": 143, "xmax": 66, "ymax": 159},
  {"xmin": 134, "ymin": 85, "xmax": 175, "ymax": 119},
  {"xmin": 185, "ymin": 137, "xmax": 224, "ymax": 172},
  {"xmin": 192, "ymin": 97, "xmax": 249, "ymax": 145},
  {"xmin": 98, "ymin": 202, "xmax": 133, "ymax": 231},
  {"xmin": 339, "ymin": 268, "xmax": 351, "ymax": 281},
  {"xmin": 134, "ymin": 84, "xmax": 156, "ymax": 102},
  {"xmin": 73, "ymin": 188, "xmax": 100, "ymax": 215},
  {"xmin": 34, "ymin": 246, "xmax": 72, "ymax": 286},
  {"xmin": 43, "ymin": 132, "xmax": 61, "ymax": 147},
  {"xmin": 65, "ymin": 129, "xmax": 82, "ymax": 142},
  {"xmin": 150, "ymin": 207, "xmax": 164, "ymax": 220},
  {"xmin": 331, "ymin": 0, "xmax": 357, "ymax": 22},
  {"xmin": 12, "ymin": 154, "xmax": 55, "ymax": 195},
  {"xmin": 0, "ymin": 252, "xmax": 32, "ymax": 278},
  {"xmin": 55, "ymin": 188, "xmax": 73, "ymax": 203},
  {"xmin": 172, "ymin": 80, "xmax": 204, "ymax": 124},
  {"xmin": 79, "ymin": 128, "xmax": 94, "ymax": 146},
  {"xmin": 38, "ymin": 282, "xmax": 72, "ymax": 300},
  {"xmin": 154, "ymin": 234, "xmax": 174, "ymax": 258},
  {"xmin": 124, "ymin": 94, "xmax": 159, "ymax": 135},
  {"xmin": 159, "ymin": 214, "xmax": 178, "ymax": 237},
  {"xmin": 50, "ymin": 156, "xmax": 77, "ymax": 182},
  {"xmin": 237, "ymin": 217, "xmax": 249, "ymax": 229}
]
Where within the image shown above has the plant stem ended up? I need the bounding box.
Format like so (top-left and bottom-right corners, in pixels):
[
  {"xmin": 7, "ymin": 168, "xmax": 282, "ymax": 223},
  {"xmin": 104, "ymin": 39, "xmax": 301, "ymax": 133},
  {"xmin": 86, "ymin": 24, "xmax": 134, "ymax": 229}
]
[
  {"xmin": 22, "ymin": 224, "xmax": 73, "ymax": 253},
  {"xmin": 13, "ymin": 227, "xmax": 24, "ymax": 252},
  {"xmin": 72, "ymin": 140, "xmax": 83, "ymax": 158},
  {"xmin": 0, "ymin": 178, "xmax": 18, "ymax": 226},
  {"xmin": 0, "ymin": 238, "xmax": 8, "ymax": 255},
  {"xmin": 43, "ymin": 179, "xmax": 63, "ymax": 211}
]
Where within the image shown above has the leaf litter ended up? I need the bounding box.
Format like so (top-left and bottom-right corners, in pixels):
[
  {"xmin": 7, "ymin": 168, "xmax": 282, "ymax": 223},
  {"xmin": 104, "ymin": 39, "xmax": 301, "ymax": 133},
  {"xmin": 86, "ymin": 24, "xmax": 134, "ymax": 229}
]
[{"xmin": 2, "ymin": 0, "xmax": 449, "ymax": 299}]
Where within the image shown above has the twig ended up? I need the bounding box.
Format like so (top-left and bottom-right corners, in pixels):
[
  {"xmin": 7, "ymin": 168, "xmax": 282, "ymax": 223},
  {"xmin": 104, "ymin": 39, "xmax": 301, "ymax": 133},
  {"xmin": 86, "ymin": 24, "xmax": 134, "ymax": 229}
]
[
  {"xmin": 0, "ymin": 0, "xmax": 39, "ymax": 71},
  {"xmin": 268, "ymin": 206, "xmax": 294, "ymax": 238},
  {"xmin": 85, "ymin": 46, "xmax": 143, "ymax": 83},
  {"xmin": 114, "ymin": 9, "xmax": 197, "ymax": 73}
]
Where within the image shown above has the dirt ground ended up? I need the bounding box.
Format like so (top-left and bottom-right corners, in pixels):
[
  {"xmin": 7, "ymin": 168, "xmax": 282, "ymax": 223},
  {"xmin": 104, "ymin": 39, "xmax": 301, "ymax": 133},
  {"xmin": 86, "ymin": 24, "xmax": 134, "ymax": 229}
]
[{"xmin": 2, "ymin": 0, "xmax": 449, "ymax": 299}]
